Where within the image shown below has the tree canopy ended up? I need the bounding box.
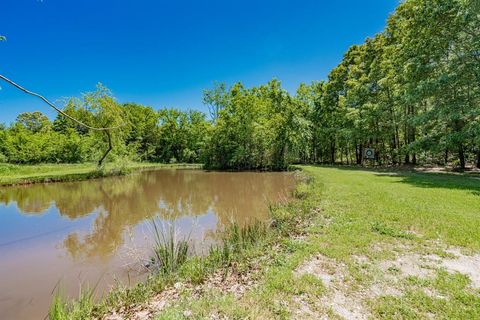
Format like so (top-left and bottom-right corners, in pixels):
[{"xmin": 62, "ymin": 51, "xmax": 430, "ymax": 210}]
[{"xmin": 1, "ymin": 0, "xmax": 479, "ymax": 169}]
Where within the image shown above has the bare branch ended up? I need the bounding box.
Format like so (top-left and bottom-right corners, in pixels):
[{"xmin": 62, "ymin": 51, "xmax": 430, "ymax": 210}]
[
  {"xmin": 98, "ymin": 130, "xmax": 113, "ymax": 166},
  {"xmin": 0, "ymin": 74, "xmax": 123, "ymax": 131}
]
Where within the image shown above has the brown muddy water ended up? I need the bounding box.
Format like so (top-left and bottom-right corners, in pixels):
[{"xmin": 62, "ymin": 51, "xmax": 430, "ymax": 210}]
[{"xmin": 0, "ymin": 169, "xmax": 295, "ymax": 319}]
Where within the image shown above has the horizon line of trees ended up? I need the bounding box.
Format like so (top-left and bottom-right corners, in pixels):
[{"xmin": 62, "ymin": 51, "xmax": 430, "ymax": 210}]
[
  {"xmin": 1, "ymin": 0, "xmax": 479, "ymax": 170},
  {"xmin": 0, "ymin": 86, "xmax": 209, "ymax": 165}
]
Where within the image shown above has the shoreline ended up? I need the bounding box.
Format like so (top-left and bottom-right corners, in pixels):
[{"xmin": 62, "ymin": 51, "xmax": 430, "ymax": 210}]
[
  {"xmin": 2, "ymin": 165, "xmax": 479, "ymax": 318},
  {"xmin": 1, "ymin": 162, "xmax": 478, "ymax": 188},
  {"xmin": 48, "ymin": 165, "xmax": 480, "ymax": 319},
  {"xmin": 49, "ymin": 168, "xmax": 311, "ymax": 319},
  {"xmin": 0, "ymin": 163, "xmax": 202, "ymax": 187}
]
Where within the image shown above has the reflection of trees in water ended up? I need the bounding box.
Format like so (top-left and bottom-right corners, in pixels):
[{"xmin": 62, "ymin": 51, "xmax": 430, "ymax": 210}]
[{"xmin": 0, "ymin": 170, "xmax": 294, "ymax": 259}]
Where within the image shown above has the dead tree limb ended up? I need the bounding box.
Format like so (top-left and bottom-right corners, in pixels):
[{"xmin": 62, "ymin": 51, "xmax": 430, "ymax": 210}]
[
  {"xmin": 98, "ymin": 130, "xmax": 113, "ymax": 166},
  {"xmin": 0, "ymin": 74, "xmax": 123, "ymax": 166}
]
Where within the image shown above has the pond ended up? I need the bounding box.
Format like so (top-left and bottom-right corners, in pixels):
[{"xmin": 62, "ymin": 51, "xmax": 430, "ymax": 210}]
[{"xmin": 0, "ymin": 169, "xmax": 295, "ymax": 319}]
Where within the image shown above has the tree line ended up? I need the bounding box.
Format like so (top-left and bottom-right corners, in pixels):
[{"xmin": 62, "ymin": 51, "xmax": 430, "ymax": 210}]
[
  {"xmin": 205, "ymin": 0, "xmax": 480, "ymax": 170},
  {"xmin": 0, "ymin": 85, "xmax": 209, "ymax": 164},
  {"xmin": 1, "ymin": 0, "xmax": 479, "ymax": 170}
]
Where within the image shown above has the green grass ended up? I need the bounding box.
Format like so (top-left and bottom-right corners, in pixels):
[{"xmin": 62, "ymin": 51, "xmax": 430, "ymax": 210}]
[
  {"xmin": 304, "ymin": 166, "xmax": 480, "ymax": 255},
  {"xmin": 372, "ymin": 271, "xmax": 480, "ymax": 319},
  {"xmin": 0, "ymin": 162, "xmax": 201, "ymax": 186},
  {"xmin": 47, "ymin": 166, "xmax": 480, "ymax": 319},
  {"xmin": 153, "ymin": 166, "xmax": 480, "ymax": 319},
  {"xmin": 50, "ymin": 287, "xmax": 97, "ymax": 320}
]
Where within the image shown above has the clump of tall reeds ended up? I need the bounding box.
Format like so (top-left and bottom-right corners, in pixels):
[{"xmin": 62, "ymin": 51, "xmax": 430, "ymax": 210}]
[
  {"xmin": 48, "ymin": 209, "xmax": 291, "ymax": 319},
  {"xmin": 149, "ymin": 219, "xmax": 190, "ymax": 275},
  {"xmin": 208, "ymin": 221, "xmax": 268, "ymax": 267}
]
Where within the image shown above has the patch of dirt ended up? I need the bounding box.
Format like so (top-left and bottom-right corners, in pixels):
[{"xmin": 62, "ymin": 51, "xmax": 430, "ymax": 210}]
[
  {"xmin": 292, "ymin": 244, "xmax": 480, "ymax": 319},
  {"xmin": 193, "ymin": 268, "xmax": 259, "ymax": 298},
  {"xmin": 378, "ymin": 253, "xmax": 436, "ymax": 279},
  {"xmin": 377, "ymin": 247, "xmax": 480, "ymax": 289},
  {"xmin": 295, "ymin": 255, "xmax": 346, "ymax": 287},
  {"xmin": 441, "ymin": 248, "xmax": 480, "ymax": 288},
  {"xmin": 102, "ymin": 267, "xmax": 260, "ymax": 320},
  {"xmin": 291, "ymin": 295, "xmax": 320, "ymax": 320},
  {"xmin": 414, "ymin": 166, "xmax": 480, "ymax": 175},
  {"xmin": 294, "ymin": 255, "xmax": 369, "ymax": 320},
  {"xmin": 103, "ymin": 286, "xmax": 179, "ymax": 320}
]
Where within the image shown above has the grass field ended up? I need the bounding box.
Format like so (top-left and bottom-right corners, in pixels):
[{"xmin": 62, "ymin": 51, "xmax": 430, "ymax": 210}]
[
  {"xmin": 153, "ymin": 166, "xmax": 480, "ymax": 319},
  {"xmin": 0, "ymin": 162, "xmax": 201, "ymax": 186},
  {"xmin": 48, "ymin": 166, "xmax": 480, "ymax": 319}
]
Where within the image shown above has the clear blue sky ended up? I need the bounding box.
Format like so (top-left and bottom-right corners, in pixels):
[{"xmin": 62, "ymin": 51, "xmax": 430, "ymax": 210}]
[{"xmin": 0, "ymin": 0, "xmax": 398, "ymax": 124}]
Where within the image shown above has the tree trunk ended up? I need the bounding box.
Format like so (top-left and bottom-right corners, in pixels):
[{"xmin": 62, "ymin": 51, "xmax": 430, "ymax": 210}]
[
  {"xmin": 330, "ymin": 141, "xmax": 335, "ymax": 164},
  {"xmin": 390, "ymin": 134, "xmax": 397, "ymax": 165},
  {"xmin": 458, "ymin": 144, "xmax": 466, "ymax": 170},
  {"xmin": 355, "ymin": 144, "xmax": 362, "ymax": 164},
  {"xmin": 410, "ymin": 105, "xmax": 417, "ymax": 165},
  {"xmin": 359, "ymin": 143, "xmax": 364, "ymax": 165},
  {"xmin": 476, "ymin": 150, "xmax": 480, "ymax": 169},
  {"xmin": 346, "ymin": 145, "xmax": 350, "ymax": 165},
  {"xmin": 404, "ymin": 105, "xmax": 409, "ymax": 165},
  {"xmin": 98, "ymin": 131, "xmax": 113, "ymax": 167},
  {"xmin": 381, "ymin": 140, "xmax": 387, "ymax": 164}
]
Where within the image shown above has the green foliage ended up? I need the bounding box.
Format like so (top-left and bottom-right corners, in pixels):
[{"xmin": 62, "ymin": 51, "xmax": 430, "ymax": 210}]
[
  {"xmin": 203, "ymin": 82, "xmax": 228, "ymax": 122},
  {"xmin": 195, "ymin": 0, "xmax": 472, "ymax": 170},
  {"xmin": 0, "ymin": 87, "xmax": 209, "ymax": 165},
  {"xmin": 203, "ymin": 79, "xmax": 310, "ymax": 170},
  {"xmin": 122, "ymin": 103, "xmax": 159, "ymax": 161},
  {"xmin": 200, "ymin": 0, "xmax": 479, "ymax": 170},
  {"xmin": 155, "ymin": 108, "xmax": 210, "ymax": 163},
  {"xmin": 16, "ymin": 111, "xmax": 50, "ymax": 132},
  {"xmin": 2, "ymin": 0, "xmax": 479, "ymax": 169}
]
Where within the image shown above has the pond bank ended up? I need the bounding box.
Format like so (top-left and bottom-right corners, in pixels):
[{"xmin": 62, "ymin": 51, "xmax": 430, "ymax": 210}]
[
  {"xmin": 1, "ymin": 168, "xmax": 294, "ymax": 320},
  {"xmin": 49, "ymin": 165, "xmax": 480, "ymax": 319},
  {"xmin": 0, "ymin": 162, "xmax": 202, "ymax": 187}
]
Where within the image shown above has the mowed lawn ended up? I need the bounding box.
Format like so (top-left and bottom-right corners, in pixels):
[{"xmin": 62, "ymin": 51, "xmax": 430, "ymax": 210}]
[
  {"xmin": 301, "ymin": 166, "xmax": 480, "ymax": 255},
  {"xmin": 153, "ymin": 166, "xmax": 480, "ymax": 319}
]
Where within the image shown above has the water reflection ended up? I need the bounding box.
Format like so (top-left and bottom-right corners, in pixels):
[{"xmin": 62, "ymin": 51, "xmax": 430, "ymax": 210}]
[
  {"xmin": 0, "ymin": 170, "xmax": 294, "ymax": 259},
  {"xmin": 0, "ymin": 169, "xmax": 294, "ymax": 320}
]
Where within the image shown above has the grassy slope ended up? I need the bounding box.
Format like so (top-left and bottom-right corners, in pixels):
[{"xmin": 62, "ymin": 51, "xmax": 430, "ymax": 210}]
[
  {"xmin": 0, "ymin": 162, "xmax": 201, "ymax": 186},
  {"xmin": 154, "ymin": 166, "xmax": 480, "ymax": 319}
]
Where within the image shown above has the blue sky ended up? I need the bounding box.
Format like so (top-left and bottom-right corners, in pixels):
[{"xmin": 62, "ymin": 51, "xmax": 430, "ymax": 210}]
[{"xmin": 0, "ymin": 0, "xmax": 398, "ymax": 124}]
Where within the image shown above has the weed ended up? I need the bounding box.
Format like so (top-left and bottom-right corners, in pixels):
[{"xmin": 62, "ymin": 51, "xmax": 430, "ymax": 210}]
[
  {"xmin": 150, "ymin": 219, "xmax": 190, "ymax": 275},
  {"xmin": 49, "ymin": 285, "xmax": 97, "ymax": 320},
  {"xmin": 371, "ymin": 221, "xmax": 416, "ymax": 240}
]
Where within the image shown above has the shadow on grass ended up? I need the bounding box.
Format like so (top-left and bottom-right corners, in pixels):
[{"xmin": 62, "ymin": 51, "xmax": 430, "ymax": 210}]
[{"xmin": 309, "ymin": 165, "xmax": 480, "ymax": 195}]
